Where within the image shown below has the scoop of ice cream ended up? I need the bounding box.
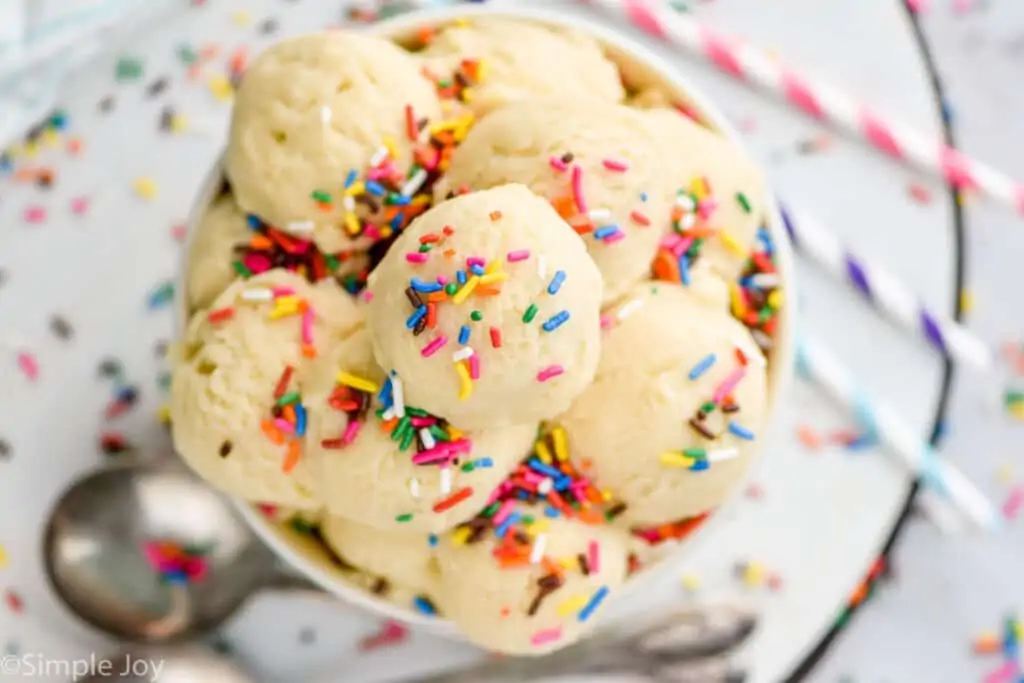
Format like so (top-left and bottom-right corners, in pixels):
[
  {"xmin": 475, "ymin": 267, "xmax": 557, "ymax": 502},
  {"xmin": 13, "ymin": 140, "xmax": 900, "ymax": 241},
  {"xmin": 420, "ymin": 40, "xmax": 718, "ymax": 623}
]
[
  {"xmin": 559, "ymin": 281, "xmax": 768, "ymax": 525},
  {"xmin": 186, "ymin": 194, "xmax": 252, "ymax": 312},
  {"xmin": 225, "ymin": 31, "xmax": 442, "ymax": 253},
  {"xmin": 367, "ymin": 184, "xmax": 602, "ymax": 429},
  {"xmin": 321, "ymin": 515, "xmax": 439, "ymax": 596},
  {"xmin": 170, "ymin": 270, "xmax": 364, "ymax": 508},
  {"xmin": 436, "ymin": 510, "xmax": 629, "ymax": 655},
  {"xmin": 419, "ymin": 18, "xmax": 623, "ymax": 117},
  {"xmin": 635, "ymin": 101, "xmax": 768, "ymax": 282},
  {"xmin": 302, "ymin": 327, "xmax": 536, "ymax": 532},
  {"xmin": 437, "ymin": 100, "xmax": 672, "ymax": 304}
]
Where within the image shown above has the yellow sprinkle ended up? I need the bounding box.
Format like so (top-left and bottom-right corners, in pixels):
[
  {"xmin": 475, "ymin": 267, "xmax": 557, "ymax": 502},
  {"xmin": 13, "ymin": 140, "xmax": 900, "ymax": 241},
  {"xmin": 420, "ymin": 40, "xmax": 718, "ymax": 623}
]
[
  {"xmin": 451, "ymin": 276, "xmax": 479, "ymax": 305},
  {"xmin": 0, "ymin": 545, "xmax": 7, "ymax": 569},
  {"xmin": 530, "ymin": 519, "xmax": 549, "ymax": 534},
  {"xmin": 169, "ymin": 114, "xmax": 189, "ymax": 133},
  {"xmin": 273, "ymin": 295, "xmax": 302, "ymax": 308},
  {"xmin": 996, "ymin": 465, "xmax": 1015, "ymax": 484},
  {"xmin": 477, "ymin": 59, "xmax": 490, "ymax": 81},
  {"xmin": 268, "ymin": 304, "xmax": 300, "ymax": 320},
  {"xmin": 600, "ymin": 489, "xmax": 613, "ymax": 502},
  {"xmin": 346, "ymin": 181, "xmax": 366, "ymax": 197},
  {"xmin": 344, "ymin": 212, "xmax": 361, "ymax": 236},
  {"xmin": 447, "ymin": 426, "xmax": 465, "ymax": 440},
  {"xmin": 336, "ymin": 372, "xmax": 380, "ymax": 394},
  {"xmin": 157, "ymin": 404, "xmax": 172, "ymax": 424},
  {"xmin": 41, "ymin": 129, "xmax": 61, "ymax": 148},
  {"xmin": 451, "ymin": 526, "xmax": 472, "ymax": 546},
  {"xmin": 478, "ymin": 271, "xmax": 508, "ymax": 286},
  {"xmin": 456, "ymin": 361, "xmax": 473, "ymax": 400},
  {"xmin": 551, "ymin": 426, "xmax": 568, "ymax": 462},
  {"xmin": 558, "ymin": 557, "xmax": 577, "ymax": 571},
  {"xmin": 460, "ymin": 89, "xmax": 474, "ymax": 104},
  {"xmin": 680, "ymin": 573, "xmax": 701, "ymax": 591},
  {"xmin": 690, "ymin": 177, "xmax": 710, "ymax": 200},
  {"xmin": 1010, "ymin": 404, "xmax": 1024, "ymax": 422},
  {"xmin": 767, "ymin": 289, "xmax": 783, "ymax": 310},
  {"xmin": 454, "ymin": 17, "xmax": 471, "ymax": 27},
  {"xmin": 207, "ymin": 74, "xmax": 234, "ymax": 102},
  {"xmin": 535, "ymin": 439, "xmax": 553, "ymax": 464},
  {"xmin": 556, "ymin": 595, "xmax": 588, "ymax": 617},
  {"xmin": 410, "ymin": 195, "xmax": 431, "ymax": 208},
  {"xmin": 132, "ymin": 177, "xmax": 158, "ymax": 200},
  {"xmin": 742, "ymin": 561, "xmax": 766, "ymax": 587},
  {"xmin": 231, "ymin": 10, "xmax": 252, "ymax": 26},
  {"xmin": 959, "ymin": 289, "xmax": 974, "ymax": 313},
  {"xmin": 383, "ymin": 135, "xmax": 398, "ymax": 161},
  {"xmin": 22, "ymin": 141, "xmax": 40, "ymax": 158},
  {"xmin": 729, "ymin": 282, "xmax": 746, "ymax": 318},
  {"xmin": 719, "ymin": 230, "xmax": 746, "ymax": 258},
  {"xmin": 660, "ymin": 452, "xmax": 694, "ymax": 468},
  {"xmin": 379, "ymin": 226, "xmax": 394, "ymax": 239}
]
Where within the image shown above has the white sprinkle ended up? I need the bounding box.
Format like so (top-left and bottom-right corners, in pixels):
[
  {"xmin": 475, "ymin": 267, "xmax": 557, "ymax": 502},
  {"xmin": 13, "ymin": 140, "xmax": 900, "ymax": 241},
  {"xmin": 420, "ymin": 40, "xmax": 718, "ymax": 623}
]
[
  {"xmin": 241, "ymin": 288, "xmax": 273, "ymax": 302},
  {"xmin": 707, "ymin": 448, "xmax": 740, "ymax": 463},
  {"xmin": 529, "ymin": 533, "xmax": 547, "ymax": 564},
  {"xmin": 409, "ymin": 477, "xmax": 421, "ymax": 499},
  {"xmin": 452, "ymin": 347, "xmax": 474, "ymax": 363},
  {"xmin": 285, "ymin": 220, "xmax": 315, "ymax": 235},
  {"xmin": 679, "ymin": 213, "xmax": 697, "ymax": 230},
  {"xmin": 400, "ymin": 168, "xmax": 428, "ymax": 197},
  {"xmin": 440, "ymin": 467, "xmax": 453, "ymax": 495},
  {"xmin": 587, "ymin": 208, "xmax": 612, "ymax": 224},
  {"xmin": 320, "ymin": 106, "xmax": 333, "ymax": 125},
  {"xmin": 391, "ymin": 372, "xmax": 406, "ymax": 419},
  {"xmin": 538, "ymin": 478, "xmax": 554, "ymax": 495},
  {"xmin": 382, "ymin": 406, "xmax": 396, "ymax": 421},
  {"xmin": 675, "ymin": 194, "xmax": 697, "ymax": 211},
  {"xmin": 537, "ymin": 255, "xmax": 548, "ymax": 281},
  {"xmin": 749, "ymin": 273, "xmax": 780, "ymax": 289},
  {"xmin": 616, "ymin": 298, "xmax": 644, "ymax": 321},
  {"xmin": 343, "ymin": 195, "xmax": 356, "ymax": 212},
  {"xmin": 420, "ymin": 428, "xmax": 436, "ymax": 450},
  {"xmin": 369, "ymin": 144, "xmax": 389, "ymax": 167}
]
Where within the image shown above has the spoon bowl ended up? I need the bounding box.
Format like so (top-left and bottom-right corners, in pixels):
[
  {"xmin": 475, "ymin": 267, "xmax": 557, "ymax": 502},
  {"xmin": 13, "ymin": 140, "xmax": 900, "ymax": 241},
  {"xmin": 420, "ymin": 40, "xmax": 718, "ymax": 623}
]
[{"xmin": 43, "ymin": 461, "xmax": 314, "ymax": 643}]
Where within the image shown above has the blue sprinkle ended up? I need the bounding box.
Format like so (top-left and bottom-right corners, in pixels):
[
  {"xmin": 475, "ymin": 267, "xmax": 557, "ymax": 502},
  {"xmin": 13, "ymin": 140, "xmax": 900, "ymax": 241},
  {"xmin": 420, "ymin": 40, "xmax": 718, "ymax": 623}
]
[
  {"xmin": 456, "ymin": 270, "xmax": 467, "ymax": 285},
  {"xmin": 688, "ymin": 460, "xmax": 709, "ymax": 472},
  {"xmin": 728, "ymin": 422, "xmax": 755, "ymax": 440},
  {"xmin": 146, "ymin": 281, "xmax": 175, "ymax": 310},
  {"xmin": 411, "ymin": 278, "xmax": 442, "ymax": 293},
  {"xmin": 640, "ymin": 191, "xmax": 649, "ymax": 202},
  {"xmin": 547, "ymin": 270, "xmax": 566, "ymax": 295},
  {"xmin": 413, "ymin": 596, "xmax": 437, "ymax": 616},
  {"xmin": 365, "ymin": 180, "xmax": 386, "ymax": 196},
  {"xmin": 378, "ymin": 376, "xmax": 393, "ymax": 405},
  {"xmin": 295, "ymin": 404, "xmax": 307, "ymax": 437},
  {"xmin": 428, "ymin": 534, "xmax": 439, "ymax": 547},
  {"xmin": 516, "ymin": 490, "xmax": 529, "ymax": 500},
  {"xmin": 554, "ymin": 475, "xmax": 572, "ymax": 491},
  {"xmin": 458, "ymin": 325, "xmax": 471, "ymax": 345},
  {"xmin": 495, "ymin": 511, "xmax": 519, "ymax": 538},
  {"xmin": 50, "ymin": 110, "xmax": 68, "ymax": 129},
  {"xmin": 406, "ymin": 305, "xmax": 428, "ymax": 329},
  {"xmin": 163, "ymin": 570, "xmax": 190, "ymax": 585},
  {"xmin": 593, "ymin": 225, "xmax": 619, "ymax": 240},
  {"xmin": 390, "ymin": 194, "xmax": 411, "ymax": 206},
  {"xmin": 470, "ymin": 264, "xmax": 486, "ymax": 276},
  {"xmin": 343, "ymin": 169, "xmax": 358, "ymax": 189},
  {"xmin": 544, "ymin": 505, "xmax": 560, "ymax": 518},
  {"xmin": 688, "ymin": 354, "xmax": 717, "ymax": 381},
  {"xmin": 390, "ymin": 213, "xmax": 405, "ymax": 231},
  {"xmin": 678, "ymin": 254, "xmax": 691, "ymax": 286},
  {"xmin": 473, "ymin": 457, "xmax": 494, "ymax": 468},
  {"xmin": 0, "ymin": 153, "xmax": 11, "ymax": 173},
  {"xmin": 542, "ymin": 310, "xmax": 570, "ymax": 332},
  {"xmin": 528, "ymin": 458, "xmax": 562, "ymax": 479},
  {"xmin": 757, "ymin": 227, "xmax": 774, "ymax": 255},
  {"xmin": 245, "ymin": 213, "xmax": 263, "ymax": 230},
  {"xmin": 845, "ymin": 433, "xmax": 877, "ymax": 451},
  {"xmin": 577, "ymin": 586, "xmax": 609, "ymax": 622}
]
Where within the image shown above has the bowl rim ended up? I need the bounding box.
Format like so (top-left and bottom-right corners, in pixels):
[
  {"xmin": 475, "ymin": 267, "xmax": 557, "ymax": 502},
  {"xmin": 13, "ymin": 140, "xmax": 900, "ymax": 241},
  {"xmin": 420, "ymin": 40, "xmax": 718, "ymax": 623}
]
[{"xmin": 177, "ymin": 2, "xmax": 798, "ymax": 638}]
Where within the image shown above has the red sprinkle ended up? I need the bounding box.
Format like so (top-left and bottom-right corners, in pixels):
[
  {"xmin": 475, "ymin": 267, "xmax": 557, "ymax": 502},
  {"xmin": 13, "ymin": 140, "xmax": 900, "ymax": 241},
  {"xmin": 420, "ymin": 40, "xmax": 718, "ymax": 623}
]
[
  {"xmin": 629, "ymin": 210, "xmax": 650, "ymax": 226},
  {"xmin": 405, "ymin": 104, "xmax": 418, "ymax": 141},
  {"xmin": 5, "ymin": 590, "xmax": 23, "ymax": 614},
  {"xmin": 489, "ymin": 326, "xmax": 502, "ymax": 348},
  {"xmin": 273, "ymin": 366, "xmax": 295, "ymax": 399},
  {"xmin": 320, "ymin": 438, "xmax": 348, "ymax": 450},
  {"xmin": 432, "ymin": 486, "xmax": 474, "ymax": 513},
  {"xmin": 207, "ymin": 307, "xmax": 235, "ymax": 323}
]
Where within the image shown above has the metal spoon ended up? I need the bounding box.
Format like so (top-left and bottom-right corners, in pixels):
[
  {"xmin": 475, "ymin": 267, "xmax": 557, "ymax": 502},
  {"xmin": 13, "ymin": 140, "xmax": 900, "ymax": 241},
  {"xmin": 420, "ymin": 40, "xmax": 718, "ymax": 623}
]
[
  {"xmin": 74, "ymin": 644, "xmax": 254, "ymax": 683},
  {"xmin": 43, "ymin": 460, "xmax": 318, "ymax": 644}
]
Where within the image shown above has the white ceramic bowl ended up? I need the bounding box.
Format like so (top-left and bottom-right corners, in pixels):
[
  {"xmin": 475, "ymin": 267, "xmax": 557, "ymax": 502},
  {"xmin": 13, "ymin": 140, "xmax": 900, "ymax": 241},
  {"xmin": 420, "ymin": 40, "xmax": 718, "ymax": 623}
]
[{"xmin": 177, "ymin": 3, "xmax": 797, "ymax": 641}]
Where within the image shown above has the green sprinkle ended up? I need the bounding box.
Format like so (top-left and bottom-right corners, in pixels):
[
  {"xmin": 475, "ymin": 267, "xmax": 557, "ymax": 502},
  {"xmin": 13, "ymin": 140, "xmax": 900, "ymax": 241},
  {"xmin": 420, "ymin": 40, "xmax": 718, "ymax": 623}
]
[
  {"xmin": 480, "ymin": 502, "xmax": 500, "ymax": 518},
  {"xmin": 418, "ymin": 244, "xmax": 432, "ymax": 253},
  {"xmin": 1004, "ymin": 390, "xmax": 1024, "ymax": 406},
  {"xmin": 393, "ymin": 416, "xmax": 412, "ymax": 443},
  {"xmin": 399, "ymin": 428, "xmax": 415, "ymax": 452},
  {"xmin": 290, "ymin": 518, "xmax": 317, "ymax": 535},
  {"xmin": 523, "ymin": 304, "xmax": 539, "ymax": 323},
  {"xmin": 311, "ymin": 190, "xmax": 332, "ymax": 204},
  {"xmin": 429, "ymin": 424, "xmax": 450, "ymax": 442},
  {"xmin": 470, "ymin": 310, "xmax": 483, "ymax": 321},
  {"xmin": 521, "ymin": 514, "xmax": 536, "ymax": 524},
  {"xmin": 406, "ymin": 407, "xmax": 429, "ymax": 418},
  {"xmin": 115, "ymin": 56, "xmax": 144, "ymax": 81},
  {"xmin": 736, "ymin": 192, "xmax": 752, "ymax": 214},
  {"xmin": 683, "ymin": 448, "xmax": 707, "ymax": 458},
  {"xmin": 395, "ymin": 513, "xmax": 414, "ymax": 523},
  {"xmin": 460, "ymin": 462, "xmax": 475, "ymax": 473},
  {"xmin": 176, "ymin": 44, "xmax": 197, "ymax": 65},
  {"xmin": 276, "ymin": 391, "xmax": 301, "ymax": 407},
  {"xmin": 325, "ymin": 254, "xmax": 340, "ymax": 272},
  {"xmin": 232, "ymin": 261, "xmax": 253, "ymax": 278},
  {"xmin": 445, "ymin": 282, "xmax": 458, "ymax": 296},
  {"xmin": 700, "ymin": 401, "xmax": 716, "ymax": 414}
]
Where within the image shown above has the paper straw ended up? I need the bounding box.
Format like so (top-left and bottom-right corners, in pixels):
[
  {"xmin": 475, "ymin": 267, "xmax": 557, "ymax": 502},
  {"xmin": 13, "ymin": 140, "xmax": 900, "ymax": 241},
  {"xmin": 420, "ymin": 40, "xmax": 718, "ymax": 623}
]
[
  {"xmin": 580, "ymin": 0, "xmax": 1024, "ymax": 215},
  {"xmin": 798, "ymin": 334, "xmax": 1000, "ymax": 532},
  {"xmin": 779, "ymin": 203, "xmax": 993, "ymax": 375}
]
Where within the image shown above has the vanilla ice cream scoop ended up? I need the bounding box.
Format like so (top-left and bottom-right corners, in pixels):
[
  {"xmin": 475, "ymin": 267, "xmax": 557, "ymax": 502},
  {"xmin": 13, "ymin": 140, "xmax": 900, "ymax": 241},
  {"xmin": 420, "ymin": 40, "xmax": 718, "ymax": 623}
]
[
  {"xmin": 559, "ymin": 281, "xmax": 768, "ymax": 525},
  {"xmin": 367, "ymin": 184, "xmax": 603, "ymax": 429},
  {"xmin": 186, "ymin": 193, "xmax": 252, "ymax": 313},
  {"xmin": 436, "ymin": 509, "xmax": 629, "ymax": 655},
  {"xmin": 419, "ymin": 18, "xmax": 623, "ymax": 116},
  {"xmin": 170, "ymin": 270, "xmax": 364, "ymax": 508},
  {"xmin": 225, "ymin": 31, "xmax": 442, "ymax": 253},
  {"xmin": 437, "ymin": 99, "xmax": 673, "ymax": 304},
  {"xmin": 302, "ymin": 327, "xmax": 536, "ymax": 532}
]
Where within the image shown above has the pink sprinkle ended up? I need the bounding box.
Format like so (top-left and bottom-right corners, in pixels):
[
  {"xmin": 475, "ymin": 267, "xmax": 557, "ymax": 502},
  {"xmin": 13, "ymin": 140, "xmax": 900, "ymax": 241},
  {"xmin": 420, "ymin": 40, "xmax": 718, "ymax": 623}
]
[
  {"xmin": 697, "ymin": 197, "xmax": 718, "ymax": 221},
  {"xmin": 421, "ymin": 335, "xmax": 448, "ymax": 357},
  {"xmin": 70, "ymin": 197, "xmax": 91, "ymax": 216},
  {"xmin": 672, "ymin": 237, "xmax": 695, "ymax": 257},
  {"xmin": 660, "ymin": 233, "xmax": 685, "ymax": 251},
  {"xmin": 23, "ymin": 206, "xmax": 46, "ymax": 224},
  {"xmin": 466, "ymin": 257, "xmax": 486, "ymax": 269},
  {"xmin": 170, "ymin": 223, "xmax": 187, "ymax": 241},
  {"xmin": 571, "ymin": 165, "xmax": 588, "ymax": 213},
  {"xmin": 587, "ymin": 540, "xmax": 600, "ymax": 574},
  {"xmin": 602, "ymin": 158, "xmax": 629, "ymax": 172},
  {"xmin": 1002, "ymin": 484, "xmax": 1024, "ymax": 520},
  {"xmin": 274, "ymin": 418, "xmax": 294, "ymax": 434},
  {"xmin": 342, "ymin": 419, "xmax": 362, "ymax": 445},
  {"xmin": 411, "ymin": 439, "xmax": 471, "ymax": 465},
  {"xmin": 363, "ymin": 224, "xmax": 383, "ymax": 241},
  {"xmin": 469, "ymin": 353, "xmax": 481, "ymax": 380},
  {"xmin": 17, "ymin": 352, "xmax": 38, "ymax": 381},
  {"xmin": 436, "ymin": 275, "xmax": 449, "ymax": 286},
  {"xmin": 507, "ymin": 250, "xmax": 530, "ymax": 263},
  {"xmin": 406, "ymin": 252, "xmax": 429, "ymax": 264},
  {"xmin": 600, "ymin": 314, "xmax": 613, "ymax": 329},
  {"xmin": 548, "ymin": 156, "xmax": 568, "ymax": 172},
  {"xmin": 905, "ymin": 0, "xmax": 930, "ymax": 12},
  {"xmin": 244, "ymin": 253, "xmax": 272, "ymax": 274},
  {"xmin": 362, "ymin": 291, "xmax": 373, "ymax": 303},
  {"xmin": 272, "ymin": 286, "xmax": 296, "ymax": 296},
  {"xmin": 530, "ymin": 628, "xmax": 563, "ymax": 647},
  {"xmin": 492, "ymin": 499, "xmax": 517, "ymax": 526},
  {"xmin": 983, "ymin": 661, "xmax": 1015, "ymax": 683},
  {"xmin": 713, "ymin": 367, "xmax": 747, "ymax": 404},
  {"xmin": 603, "ymin": 231, "xmax": 626, "ymax": 245},
  {"xmin": 410, "ymin": 416, "xmax": 437, "ymax": 428},
  {"xmin": 301, "ymin": 308, "xmax": 314, "ymax": 345},
  {"xmin": 537, "ymin": 365, "xmax": 564, "ymax": 382}
]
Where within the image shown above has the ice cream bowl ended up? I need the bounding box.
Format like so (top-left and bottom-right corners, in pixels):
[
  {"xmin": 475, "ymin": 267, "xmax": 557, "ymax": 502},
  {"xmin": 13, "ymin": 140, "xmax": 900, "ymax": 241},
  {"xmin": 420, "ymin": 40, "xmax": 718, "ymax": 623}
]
[{"xmin": 175, "ymin": 3, "xmax": 797, "ymax": 649}]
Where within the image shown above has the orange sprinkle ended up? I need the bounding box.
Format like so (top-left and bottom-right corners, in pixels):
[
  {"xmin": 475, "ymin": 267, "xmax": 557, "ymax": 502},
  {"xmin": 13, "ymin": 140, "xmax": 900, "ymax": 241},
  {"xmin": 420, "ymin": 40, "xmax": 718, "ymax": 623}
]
[
  {"xmin": 66, "ymin": 137, "xmax": 83, "ymax": 155},
  {"xmin": 973, "ymin": 633, "xmax": 1000, "ymax": 655},
  {"xmin": 542, "ymin": 557, "xmax": 565, "ymax": 578},
  {"xmin": 798, "ymin": 425, "xmax": 822, "ymax": 450},
  {"xmin": 282, "ymin": 405, "xmax": 297, "ymax": 425},
  {"xmin": 301, "ymin": 343, "xmax": 317, "ymax": 358},
  {"xmin": 420, "ymin": 233, "xmax": 442, "ymax": 244},
  {"xmin": 652, "ymin": 250, "xmax": 680, "ymax": 283},
  {"xmin": 426, "ymin": 292, "xmax": 447, "ymax": 302},
  {"xmin": 199, "ymin": 44, "xmax": 220, "ymax": 60},
  {"xmin": 187, "ymin": 64, "xmax": 203, "ymax": 80},
  {"xmin": 571, "ymin": 222, "xmax": 595, "ymax": 236},
  {"xmin": 380, "ymin": 417, "xmax": 398, "ymax": 432},
  {"xmin": 443, "ymin": 248, "xmax": 456, "ymax": 259},
  {"xmin": 417, "ymin": 26, "xmax": 436, "ymax": 46},
  {"xmin": 207, "ymin": 307, "xmax": 235, "ymax": 323},
  {"xmin": 498, "ymin": 555, "xmax": 530, "ymax": 569},
  {"xmin": 735, "ymin": 347, "xmax": 749, "ymax": 366},
  {"xmin": 282, "ymin": 441, "xmax": 301, "ymax": 473},
  {"xmin": 426, "ymin": 302, "xmax": 437, "ymax": 328},
  {"xmin": 552, "ymin": 196, "xmax": 577, "ymax": 219},
  {"xmin": 630, "ymin": 210, "xmax": 651, "ymax": 226},
  {"xmin": 579, "ymin": 458, "xmax": 594, "ymax": 471},
  {"xmin": 13, "ymin": 168, "xmax": 37, "ymax": 182},
  {"xmin": 475, "ymin": 286, "xmax": 501, "ymax": 297},
  {"xmin": 489, "ymin": 210, "xmax": 503, "ymax": 221},
  {"xmin": 228, "ymin": 46, "xmax": 248, "ymax": 74},
  {"xmin": 261, "ymin": 420, "xmax": 285, "ymax": 445},
  {"xmin": 249, "ymin": 235, "xmax": 274, "ymax": 250},
  {"xmin": 432, "ymin": 486, "xmax": 474, "ymax": 513},
  {"xmin": 316, "ymin": 202, "xmax": 333, "ymax": 213},
  {"xmin": 405, "ymin": 104, "xmax": 418, "ymax": 141},
  {"xmin": 578, "ymin": 509, "xmax": 605, "ymax": 525}
]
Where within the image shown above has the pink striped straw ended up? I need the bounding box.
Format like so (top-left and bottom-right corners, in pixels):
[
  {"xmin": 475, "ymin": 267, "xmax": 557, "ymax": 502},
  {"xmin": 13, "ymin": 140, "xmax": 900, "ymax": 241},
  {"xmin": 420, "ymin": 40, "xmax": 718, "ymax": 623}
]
[{"xmin": 581, "ymin": 0, "xmax": 1024, "ymax": 214}]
